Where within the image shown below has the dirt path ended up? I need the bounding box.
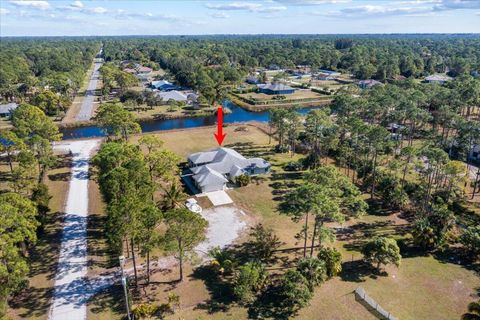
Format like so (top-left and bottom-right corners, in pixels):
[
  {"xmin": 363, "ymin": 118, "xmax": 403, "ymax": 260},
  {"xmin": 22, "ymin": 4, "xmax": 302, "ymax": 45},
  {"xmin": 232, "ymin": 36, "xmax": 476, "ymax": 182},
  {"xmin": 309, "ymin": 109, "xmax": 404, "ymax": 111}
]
[{"xmin": 49, "ymin": 139, "xmax": 112, "ymax": 320}]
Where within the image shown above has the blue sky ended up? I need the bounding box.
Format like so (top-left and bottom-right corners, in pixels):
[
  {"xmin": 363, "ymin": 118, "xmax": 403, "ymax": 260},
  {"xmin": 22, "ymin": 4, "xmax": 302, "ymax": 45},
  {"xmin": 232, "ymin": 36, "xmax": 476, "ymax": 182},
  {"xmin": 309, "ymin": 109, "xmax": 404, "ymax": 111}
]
[{"xmin": 0, "ymin": 0, "xmax": 479, "ymax": 36}]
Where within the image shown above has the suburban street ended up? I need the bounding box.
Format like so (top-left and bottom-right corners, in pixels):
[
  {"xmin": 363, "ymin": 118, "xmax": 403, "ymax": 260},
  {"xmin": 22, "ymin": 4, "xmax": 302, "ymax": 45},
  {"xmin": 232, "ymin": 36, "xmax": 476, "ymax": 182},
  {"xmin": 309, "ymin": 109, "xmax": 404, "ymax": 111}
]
[{"xmin": 75, "ymin": 57, "xmax": 103, "ymax": 122}]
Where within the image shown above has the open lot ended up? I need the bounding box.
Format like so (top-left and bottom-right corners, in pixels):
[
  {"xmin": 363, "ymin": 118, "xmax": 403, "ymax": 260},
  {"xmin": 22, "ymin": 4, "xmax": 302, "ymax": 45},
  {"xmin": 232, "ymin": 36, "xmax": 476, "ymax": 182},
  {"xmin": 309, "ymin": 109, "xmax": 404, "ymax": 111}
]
[{"xmin": 126, "ymin": 124, "xmax": 480, "ymax": 320}]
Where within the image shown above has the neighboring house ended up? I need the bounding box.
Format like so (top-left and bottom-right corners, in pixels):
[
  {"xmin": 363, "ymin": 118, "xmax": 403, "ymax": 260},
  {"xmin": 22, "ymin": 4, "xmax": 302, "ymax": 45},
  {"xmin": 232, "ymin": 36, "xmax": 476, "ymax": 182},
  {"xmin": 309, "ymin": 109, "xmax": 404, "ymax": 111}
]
[
  {"xmin": 316, "ymin": 72, "xmax": 336, "ymax": 81},
  {"xmin": 157, "ymin": 90, "xmax": 188, "ymax": 102},
  {"xmin": 425, "ymin": 74, "xmax": 452, "ymax": 84},
  {"xmin": 123, "ymin": 68, "xmax": 137, "ymax": 74},
  {"xmin": 258, "ymin": 83, "xmax": 295, "ymax": 95},
  {"xmin": 151, "ymin": 80, "xmax": 179, "ymax": 91},
  {"xmin": 246, "ymin": 75, "xmax": 261, "ymax": 84},
  {"xmin": 358, "ymin": 79, "xmax": 382, "ymax": 89},
  {"xmin": 318, "ymin": 69, "xmax": 340, "ymax": 76},
  {"xmin": 0, "ymin": 102, "xmax": 18, "ymax": 118},
  {"xmin": 137, "ymin": 66, "xmax": 152, "ymax": 75},
  {"xmin": 188, "ymin": 147, "xmax": 271, "ymax": 193}
]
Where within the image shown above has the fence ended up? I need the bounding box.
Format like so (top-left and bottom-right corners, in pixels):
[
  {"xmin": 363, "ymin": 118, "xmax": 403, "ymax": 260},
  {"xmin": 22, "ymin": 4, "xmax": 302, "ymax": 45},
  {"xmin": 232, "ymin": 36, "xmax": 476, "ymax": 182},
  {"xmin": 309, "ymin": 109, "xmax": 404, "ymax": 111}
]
[{"xmin": 354, "ymin": 287, "xmax": 397, "ymax": 320}]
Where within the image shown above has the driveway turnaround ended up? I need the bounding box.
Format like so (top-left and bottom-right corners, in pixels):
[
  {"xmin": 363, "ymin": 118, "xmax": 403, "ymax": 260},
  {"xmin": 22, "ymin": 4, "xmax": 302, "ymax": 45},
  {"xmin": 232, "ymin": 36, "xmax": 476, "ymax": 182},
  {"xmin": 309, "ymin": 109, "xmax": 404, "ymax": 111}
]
[
  {"xmin": 49, "ymin": 139, "xmax": 100, "ymax": 320},
  {"xmin": 205, "ymin": 190, "xmax": 233, "ymax": 206},
  {"xmin": 76, "ymin": 60, "xmax": 102, "ymax": 122}
]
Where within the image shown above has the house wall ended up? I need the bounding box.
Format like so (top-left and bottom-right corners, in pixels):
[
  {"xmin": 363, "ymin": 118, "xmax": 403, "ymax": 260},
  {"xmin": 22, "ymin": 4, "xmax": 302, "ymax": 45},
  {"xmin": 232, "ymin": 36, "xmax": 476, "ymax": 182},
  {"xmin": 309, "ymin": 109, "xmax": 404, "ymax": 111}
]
[{"xmin": 200, "ymin": 182, "xmax": 226, "ymax": 193}]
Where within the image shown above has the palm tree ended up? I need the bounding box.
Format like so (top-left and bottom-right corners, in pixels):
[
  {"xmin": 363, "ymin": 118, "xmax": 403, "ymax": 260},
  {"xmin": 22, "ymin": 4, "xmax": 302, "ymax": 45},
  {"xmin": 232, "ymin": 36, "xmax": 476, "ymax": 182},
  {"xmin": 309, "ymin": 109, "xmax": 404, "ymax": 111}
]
[
  {"xmin": 296, "ymin": 257, "xmax": 327, "ymax": 291},
  {"xmin": 160, "ymin": 182, "xmax": 187, "ymax": 210},
  {"xmin": 462, "ymin": 300, "xmax": 480, "ymax": 320}
]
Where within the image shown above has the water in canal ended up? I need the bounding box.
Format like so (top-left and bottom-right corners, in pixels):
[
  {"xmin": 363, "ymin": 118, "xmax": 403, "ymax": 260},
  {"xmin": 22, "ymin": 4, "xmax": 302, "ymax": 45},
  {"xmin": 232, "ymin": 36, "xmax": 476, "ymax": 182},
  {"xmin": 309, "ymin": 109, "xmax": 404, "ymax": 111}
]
[{"xmin": 61, "ymin": 100, "xmax": 320, "ymax": 140}]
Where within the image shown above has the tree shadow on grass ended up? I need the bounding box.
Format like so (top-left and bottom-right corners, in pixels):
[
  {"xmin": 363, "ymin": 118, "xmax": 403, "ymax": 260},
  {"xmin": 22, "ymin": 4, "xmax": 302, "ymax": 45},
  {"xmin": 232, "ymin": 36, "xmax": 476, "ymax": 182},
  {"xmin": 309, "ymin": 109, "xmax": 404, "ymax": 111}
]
[
  {"xmin": 191, "ymin": 265, "xmax": 235, "ymax": 314},
  {"xmin": 88, "ymin": 283, "xmax": 124, "ymax": 316},
  {"xmin": 10, "ymin": 286, "xmax": 53, "ymax": 319},
  {"xmin": 340, "ymin": 260, "xmax": 387, "ymax": 283}
]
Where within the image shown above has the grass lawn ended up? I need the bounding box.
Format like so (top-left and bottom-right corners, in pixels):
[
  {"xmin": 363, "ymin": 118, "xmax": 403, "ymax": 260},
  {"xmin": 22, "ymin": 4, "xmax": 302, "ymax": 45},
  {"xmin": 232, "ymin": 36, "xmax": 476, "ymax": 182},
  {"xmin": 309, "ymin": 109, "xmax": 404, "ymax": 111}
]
[
  {"xmin": 128, "ymin": 104, "xmax": 217, "ymax": 121},
  {"xmin": 129, "ymin": 124, "xmax": 480, "ymax": 320},
  {"xmin": 238, "ymin": 89, "xmax": 324, "ymax": 102}
]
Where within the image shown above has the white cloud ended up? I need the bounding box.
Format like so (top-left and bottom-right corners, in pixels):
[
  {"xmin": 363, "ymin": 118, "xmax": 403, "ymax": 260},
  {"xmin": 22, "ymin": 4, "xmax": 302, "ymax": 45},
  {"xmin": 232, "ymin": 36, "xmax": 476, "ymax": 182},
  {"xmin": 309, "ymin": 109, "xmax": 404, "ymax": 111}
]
[
  {"xmin": 9, "ymin": 0, "xmax": 50, "ymax": 10},
  {"xmin": 435, "ymin": 0, "xmax": 480, "ymax": 11},
  {"xmin": 210, "ymin": 12, "xmax": 231, "ymax": 18},
  {"xmin": 206, "ymin": 2, "xmax": 263, "ymax": 11},
  {"xmin": 0, "ymin": 8, "xmax": 10, "ymax": 14},
  {"xmin": 275, "ymin": 0, "xmax": 351, "ymax": 5},
  {"xmin": 205, "ymin": 1, "xmax": 286, "ymax": 13},
  {"xmin": 89, "ymin": 6, "xmax": 107, "ymax": 14},
  {"xmin": 71, "ymin": 1, "xmax": 84, "ymax": 8}
]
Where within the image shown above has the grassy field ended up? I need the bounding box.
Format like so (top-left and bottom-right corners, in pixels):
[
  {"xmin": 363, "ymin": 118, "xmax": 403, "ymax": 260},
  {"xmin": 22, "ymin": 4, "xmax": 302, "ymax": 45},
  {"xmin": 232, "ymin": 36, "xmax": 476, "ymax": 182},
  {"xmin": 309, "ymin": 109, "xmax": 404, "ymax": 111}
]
[
  {"xmin": 127, "ymin": 104, "xmax": 218, "ymax": 121},
  {"xmin": 125, "ymin": 124, "xmax": 479, "ymax": 320},
  {"xmin": 238, "ymin": 89, "xmax": 324, "ymax": 101}
]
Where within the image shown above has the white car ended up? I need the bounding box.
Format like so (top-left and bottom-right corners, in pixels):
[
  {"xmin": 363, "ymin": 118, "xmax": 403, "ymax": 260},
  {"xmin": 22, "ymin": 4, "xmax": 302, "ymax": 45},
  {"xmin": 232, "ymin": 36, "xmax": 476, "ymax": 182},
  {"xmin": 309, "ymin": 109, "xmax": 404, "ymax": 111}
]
[{"xmin": 185, "ymin": 198, "xmax": 202, "ymax": 214}]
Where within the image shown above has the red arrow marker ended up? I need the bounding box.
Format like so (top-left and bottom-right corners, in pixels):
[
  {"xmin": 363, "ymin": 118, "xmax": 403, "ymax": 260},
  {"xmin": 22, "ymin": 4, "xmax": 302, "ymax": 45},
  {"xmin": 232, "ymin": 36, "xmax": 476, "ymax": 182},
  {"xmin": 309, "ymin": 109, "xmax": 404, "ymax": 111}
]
[{"xmin": 214, "ymin": 106, "xmax": 226, "ymax": 146}]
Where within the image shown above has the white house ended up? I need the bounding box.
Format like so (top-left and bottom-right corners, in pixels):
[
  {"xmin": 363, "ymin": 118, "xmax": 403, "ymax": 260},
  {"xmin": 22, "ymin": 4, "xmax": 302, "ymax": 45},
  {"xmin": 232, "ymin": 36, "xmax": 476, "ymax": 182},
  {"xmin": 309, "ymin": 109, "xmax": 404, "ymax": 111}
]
[
  {"xmin": 157, "ymin": 90, "xmax": 188, "ymax": 102},
  {"xmin": 0, "ymin": 103, "xmax": 18, "ymax": 118},
  {"xmin": 425, "ymin": 74, "xmax": 452, "ymax": 84},
  {"xmin": 187, "ymin": 147, "xmax": 270, "ymax": 193}
]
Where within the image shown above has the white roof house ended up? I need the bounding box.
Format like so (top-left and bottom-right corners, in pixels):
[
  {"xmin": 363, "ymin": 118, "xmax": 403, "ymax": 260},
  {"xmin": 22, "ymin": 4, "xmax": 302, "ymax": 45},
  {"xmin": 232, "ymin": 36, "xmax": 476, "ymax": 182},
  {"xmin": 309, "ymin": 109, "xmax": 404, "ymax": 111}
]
[
  {"xmin": 188, "ymin": 147, "xmax": 270, "ymax": 193},
  {"xmin": 157, "ymin": 90, "xmax": 188, "ymax": 102},
  {"xmin": 425, "ymin": 74, "xmax": 452, "ymax": 84},
  {"xmin": 0, "ymin": 103, "xmax": 18, "ymax": 117}
]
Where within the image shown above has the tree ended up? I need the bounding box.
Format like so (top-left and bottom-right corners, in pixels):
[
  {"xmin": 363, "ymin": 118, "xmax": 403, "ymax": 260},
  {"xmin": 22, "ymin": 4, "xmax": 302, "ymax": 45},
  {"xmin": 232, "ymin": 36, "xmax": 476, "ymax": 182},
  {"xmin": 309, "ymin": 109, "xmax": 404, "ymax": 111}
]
[
  {"xmin": 138, "ymin": 204, "xmax": 163, "ymax": 284},
  {"xmin": 232, "ymin": 262, "xmax": 268, "ymax": 304},
  {"xmin": 278, "ymin": 270, "xmax": 312, "ymax": 314},
  {"xmin": 0, "ymin": 193, "xmax": 38, "ymax": 317},
  {"xmin": 31, "ymin": 183, "xmax": 52, "ymax": 230},
  {"xmin": 163, "ymin": 208, "xmax": 208, "ymax": 281},
  {"xmin": 247, "ymin": 224, "xmax": 282, "ymax": 263},
  {"xmin": 296, "ymin": 257, "xmax": 327, "ymax": 291},
  {"xmin": 304, "ymin": 109, "xmax": 336, "ymax": 167},
  {"xmin": 376, "ymin": 173, "xmax": 409, "ymax": 210},
  {"xmin": 11, "ymin": 104, "xmax": 61, "ymax": 180},
  {"xmin": 0, "ymin": 130, "xmax": 25, "ymax": 173},
  {"xmin": 460, "ymin": 226, "xmax": 480, "ymax": 259},
  {"xmin": 361, "ymin": 237, "xmax": 401, "ymax": 271},
  {"xmin": 95, "ymin": 103, "xmax": 141, "ymax": 141},
  {"xmin": 30, "ymin": 90, "xmax": 63, "ymax": 116},
  {"xmin": 317, "ymin": 247, "xmax": 342, "ymax": 278},
  {"xmin": 413, "ymin": 204, "xmax": 455, "ymax": 250}
]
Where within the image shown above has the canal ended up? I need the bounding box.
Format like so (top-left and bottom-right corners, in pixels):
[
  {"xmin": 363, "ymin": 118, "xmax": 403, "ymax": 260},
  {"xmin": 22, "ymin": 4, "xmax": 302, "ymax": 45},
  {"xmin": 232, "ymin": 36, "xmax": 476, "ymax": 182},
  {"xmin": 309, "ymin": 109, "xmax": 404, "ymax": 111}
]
[{"xmin": 61, "ymin": 100, "xmax": 321, "ymax": 140}]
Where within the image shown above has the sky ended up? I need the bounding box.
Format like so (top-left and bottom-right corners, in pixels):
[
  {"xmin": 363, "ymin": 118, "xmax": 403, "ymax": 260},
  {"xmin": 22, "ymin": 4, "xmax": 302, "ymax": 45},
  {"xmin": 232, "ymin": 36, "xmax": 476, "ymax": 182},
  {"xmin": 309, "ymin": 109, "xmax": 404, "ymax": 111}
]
[{"xmin": 0, "ymin": 0, "xmax": 479, "ymax": 36}]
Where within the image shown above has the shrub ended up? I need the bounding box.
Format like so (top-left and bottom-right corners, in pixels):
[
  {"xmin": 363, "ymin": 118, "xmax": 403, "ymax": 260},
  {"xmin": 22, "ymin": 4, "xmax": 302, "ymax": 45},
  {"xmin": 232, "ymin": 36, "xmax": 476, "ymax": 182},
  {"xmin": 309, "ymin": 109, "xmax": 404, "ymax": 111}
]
[
  {"xmin": 208, "ymin": 246, "xmax": 236, "ymax": 275},
  {"xmin": 132, "ymin": 303, "xmax": 158, "ymax": 319},
  {"xmin": 284, "ymin": 160, "xmax": 303, "ymax": 171},
  {"xmin": 296, "ymin": 257, "xmax": 327, "ymax": 291},
  {"xmin": 278, "ymin": 270, "xmax": 313, "ymax": 312},
  {"xmin": 247, "ymin": 224, "xmax": 282, "ymax": 262},
  {"xmin": 236, "ymin": 174, "xmax": 251, "ymax": 187},
  {"xmin": 232, "ymin": 262, "xmax": 268, "ymax": 304},
  {"xmin": 317, "ymin": 247, "xmax": 342, "ymax": 278},
  {"xmin": 460, "ymin": 225, "xmax": 480, "ymax": 259}
]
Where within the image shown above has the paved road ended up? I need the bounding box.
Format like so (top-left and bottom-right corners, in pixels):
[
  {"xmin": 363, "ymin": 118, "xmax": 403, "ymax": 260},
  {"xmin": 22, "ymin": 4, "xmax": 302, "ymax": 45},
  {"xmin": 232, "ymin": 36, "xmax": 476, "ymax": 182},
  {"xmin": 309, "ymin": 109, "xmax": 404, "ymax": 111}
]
[
  {"xmin": 49, "ymin": 140, "xmax": 111, "ymax": 320},
  {"xmin": 75, "ymin": 59, "xmax": 103, "ymax": 122}
]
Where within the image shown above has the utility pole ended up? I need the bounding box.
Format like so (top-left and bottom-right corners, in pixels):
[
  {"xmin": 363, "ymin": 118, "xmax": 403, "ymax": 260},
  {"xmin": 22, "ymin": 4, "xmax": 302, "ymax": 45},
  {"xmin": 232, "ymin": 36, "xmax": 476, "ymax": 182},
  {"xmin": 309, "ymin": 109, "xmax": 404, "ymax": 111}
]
[{"xmin": 119, "ymin": 256, "xmax": 131, "ymax": 320}]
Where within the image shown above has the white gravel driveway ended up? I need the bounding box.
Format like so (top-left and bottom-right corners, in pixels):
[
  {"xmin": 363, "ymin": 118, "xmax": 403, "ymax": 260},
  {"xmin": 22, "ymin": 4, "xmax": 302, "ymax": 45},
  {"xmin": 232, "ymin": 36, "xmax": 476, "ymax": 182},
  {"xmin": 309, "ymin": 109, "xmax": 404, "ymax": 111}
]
[{"xmin": 49, "ymin": 139, "xmax": 105, "ymax": 320}]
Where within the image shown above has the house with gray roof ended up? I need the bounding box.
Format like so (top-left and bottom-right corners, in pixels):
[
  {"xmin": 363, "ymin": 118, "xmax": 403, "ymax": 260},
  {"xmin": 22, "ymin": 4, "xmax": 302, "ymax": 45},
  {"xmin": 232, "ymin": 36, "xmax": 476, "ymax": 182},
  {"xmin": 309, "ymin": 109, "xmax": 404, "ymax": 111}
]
[
  {"xmin": 0, "ymin": 103, "xmax": 18, "ymax": 118},
  {"xmin": 157, "ymin": 90, "xmax": 188, "ymax": 102},
  {"xmin": 358, "ymin": 79, "xmax": 382, "ymax": 89},
  {"xmin": 258, "ymin": 83, "xmax": 295, "ymax": 95},
  {"xmin": 187, "ymin": 147, "xmax": 271, "ymax": 193}
]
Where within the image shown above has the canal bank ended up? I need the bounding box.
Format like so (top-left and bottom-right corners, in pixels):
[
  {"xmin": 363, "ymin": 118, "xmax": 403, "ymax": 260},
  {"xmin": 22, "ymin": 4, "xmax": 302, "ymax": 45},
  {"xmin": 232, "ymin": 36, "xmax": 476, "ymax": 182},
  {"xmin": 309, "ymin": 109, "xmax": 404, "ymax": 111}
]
[{"xmin": 60, "ymin": 100, "xmax": 323, "ymax": 139}]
